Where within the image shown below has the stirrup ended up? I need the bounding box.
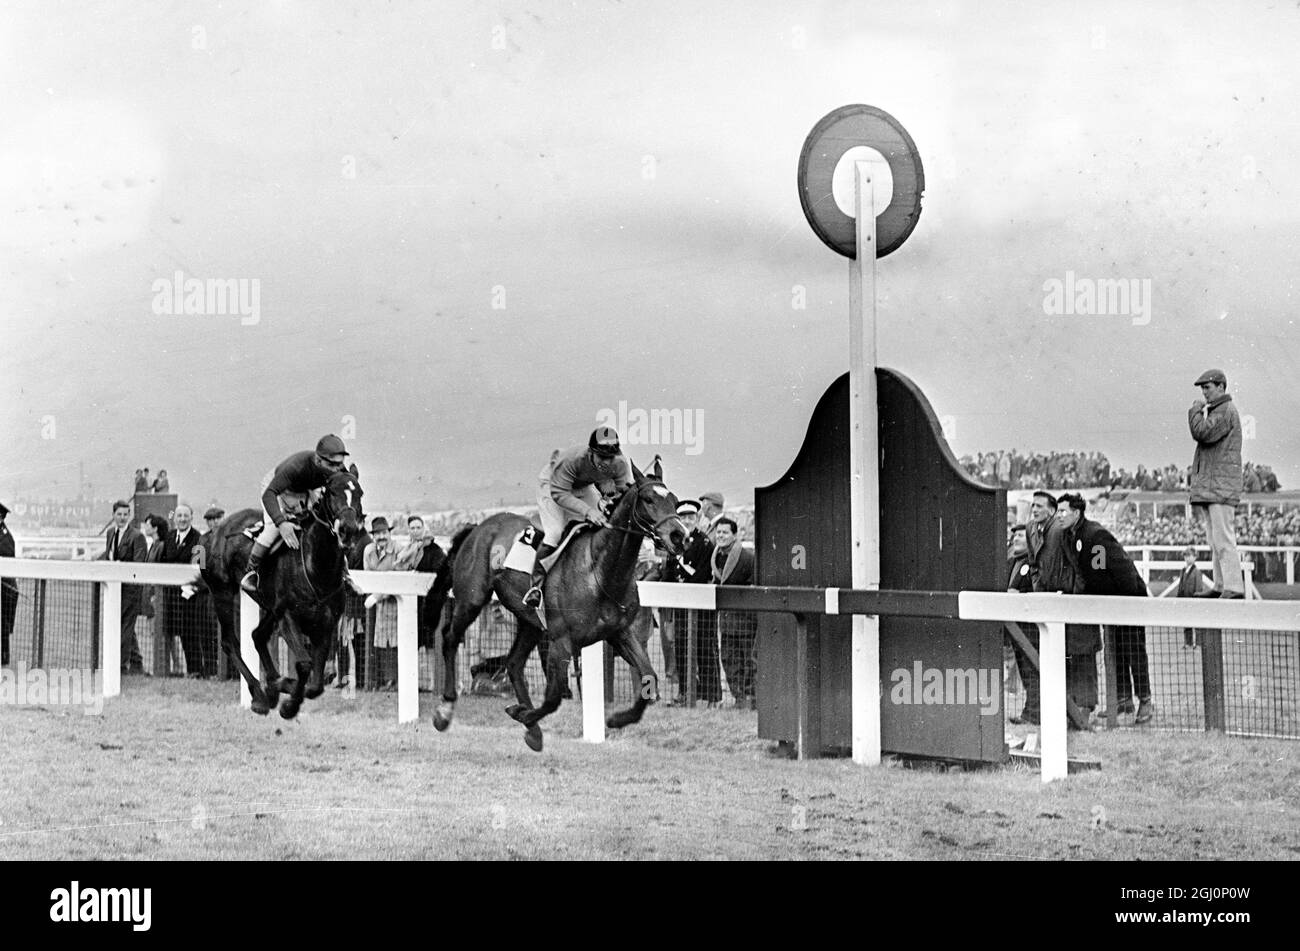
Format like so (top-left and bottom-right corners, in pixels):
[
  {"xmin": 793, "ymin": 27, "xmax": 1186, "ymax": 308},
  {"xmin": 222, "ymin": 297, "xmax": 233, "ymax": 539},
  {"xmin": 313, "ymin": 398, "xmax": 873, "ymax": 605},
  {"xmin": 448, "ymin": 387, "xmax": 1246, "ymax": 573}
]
[
  {"xmin": 239, "ymin": 570, "xmax": 260, "ymax": 595},
  {"xmin": 522, "ymin": 584, "xmax": 542, "ymax": 607}
]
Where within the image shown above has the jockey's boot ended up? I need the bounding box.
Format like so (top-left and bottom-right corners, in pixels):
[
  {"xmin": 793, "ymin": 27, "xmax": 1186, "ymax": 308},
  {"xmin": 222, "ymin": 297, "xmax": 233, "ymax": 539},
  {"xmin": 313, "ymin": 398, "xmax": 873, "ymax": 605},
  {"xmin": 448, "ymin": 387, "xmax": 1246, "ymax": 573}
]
[
  {"xmin": 522, "ymin": 543, "xmax": 558, "ymax": 608},
  {"xmin": 240, "ymin": 541, "xmax": 272, "ymax": 596}
]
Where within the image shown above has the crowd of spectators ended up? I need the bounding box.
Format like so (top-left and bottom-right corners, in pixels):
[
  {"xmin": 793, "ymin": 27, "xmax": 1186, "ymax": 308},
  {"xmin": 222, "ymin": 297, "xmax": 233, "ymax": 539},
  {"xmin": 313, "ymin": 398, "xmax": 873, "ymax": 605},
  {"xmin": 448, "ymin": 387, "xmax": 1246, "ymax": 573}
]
[
  {"xmin": 1111, "ymin": 507, "xmax": 1300, "ymax": 548},
  {"xmin": 961, "ymin": 450, "xmax": 1281, "ymax": 494}
]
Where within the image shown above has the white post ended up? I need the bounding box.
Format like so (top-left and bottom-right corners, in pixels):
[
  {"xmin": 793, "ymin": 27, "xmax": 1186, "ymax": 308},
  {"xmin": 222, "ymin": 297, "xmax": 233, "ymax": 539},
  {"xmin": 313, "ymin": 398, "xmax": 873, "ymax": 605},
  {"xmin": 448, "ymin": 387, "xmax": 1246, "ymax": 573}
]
[
  {"xmin": 1038, "ymin": 621, "xmax": 1068, "ymax": 782},
  {"xmin": 239, "ymin": 592, "xmax": 259, "ymax": 709},
  {"xmin": 582, "ymin": 641, "xmax": 605, "ymax": 743},
  {"xmin": 850, "ymin": 160, "xmax": 882, "ymax": 766},
  {"xmin": 1288, "ymin": 549, "xmax": 1295, "ymax": 586},
  {"xmin": 100, "ymin": 582, "xmax": 121, "ymax": 699},
  {"xmin": 397, "ymin": 595, "xmax": 418, "ymax": 724}
]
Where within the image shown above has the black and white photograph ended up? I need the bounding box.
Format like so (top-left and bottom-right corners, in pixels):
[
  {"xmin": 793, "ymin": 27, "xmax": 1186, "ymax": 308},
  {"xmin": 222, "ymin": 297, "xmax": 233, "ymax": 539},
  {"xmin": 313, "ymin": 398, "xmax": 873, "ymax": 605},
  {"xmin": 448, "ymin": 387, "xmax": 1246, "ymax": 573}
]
[{"xmin": 0, "ymin": 0, "xmax": 1295, "ymax": 905}]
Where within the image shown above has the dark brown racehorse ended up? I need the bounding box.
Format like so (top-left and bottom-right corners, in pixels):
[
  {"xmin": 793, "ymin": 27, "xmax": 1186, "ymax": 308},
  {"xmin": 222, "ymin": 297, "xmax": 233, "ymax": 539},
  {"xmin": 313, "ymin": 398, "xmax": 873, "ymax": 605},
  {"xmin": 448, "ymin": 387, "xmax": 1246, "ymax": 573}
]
[
  {"xmin": 202, "ymin": 470, "xmax": 364, "ymax": 718},
  {"xmin": 430, "ymin": 458, "xmax": 685, "ymax": 750}
]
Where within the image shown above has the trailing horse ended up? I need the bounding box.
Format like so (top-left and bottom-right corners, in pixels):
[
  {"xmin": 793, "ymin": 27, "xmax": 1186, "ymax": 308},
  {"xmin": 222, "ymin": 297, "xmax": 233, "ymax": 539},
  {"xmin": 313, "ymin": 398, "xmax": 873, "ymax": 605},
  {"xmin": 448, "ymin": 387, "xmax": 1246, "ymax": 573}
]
[
  {"xmin": 430, "ymin": 458, "xmax": 685, "ymax": 750},
  {"xmin": 202, "ymin": 469, "xmax": 365, "ymax": 718}
]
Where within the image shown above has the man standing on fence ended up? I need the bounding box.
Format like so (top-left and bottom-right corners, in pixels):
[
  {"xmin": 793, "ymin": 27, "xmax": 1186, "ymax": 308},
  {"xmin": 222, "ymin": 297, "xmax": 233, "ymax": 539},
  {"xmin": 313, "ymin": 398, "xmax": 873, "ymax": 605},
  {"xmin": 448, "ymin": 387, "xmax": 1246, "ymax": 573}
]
[
  {"xmin": 1188, "ymin": 368, "xmax": 1245, "ymax": 599},
  {"xmin": 1058, "ymin": 493, "xmax": 1155, "ymax": 724},
  {"xmin": 0, "ymin": 501, "xmax": 17, "ymax": 667},
  {"xmin": 98, "ymin": 500, "xmax": 147, "ymax": 674}
]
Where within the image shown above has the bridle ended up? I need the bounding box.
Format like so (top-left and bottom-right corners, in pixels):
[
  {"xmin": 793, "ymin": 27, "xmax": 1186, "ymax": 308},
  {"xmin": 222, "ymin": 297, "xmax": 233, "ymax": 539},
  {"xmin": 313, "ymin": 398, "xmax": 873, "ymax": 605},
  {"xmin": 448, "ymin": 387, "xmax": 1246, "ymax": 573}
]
[
  {"xmin": 298, "ymin": 479, "xmax": 361, "ymax": 599},
  {"xmin": 603, "ymin": 480, "xmax": 682, "ymax": 543}
]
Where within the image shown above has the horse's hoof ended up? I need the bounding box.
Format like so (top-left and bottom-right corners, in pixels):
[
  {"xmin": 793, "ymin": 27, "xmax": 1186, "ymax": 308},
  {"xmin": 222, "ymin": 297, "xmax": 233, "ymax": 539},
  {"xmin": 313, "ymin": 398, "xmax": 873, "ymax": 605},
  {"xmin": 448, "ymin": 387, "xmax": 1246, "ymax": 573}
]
[
  {"xmin": 251, "ymin": 700, "xmax": 270, "ymax": 716},
  {"xmin": 605, "ymin": 715, "xmax": 622, "ymax": 730},
  {"xmin": 504, "ymin": 703, "xmax": 528, "ymax": 723},
  {"xmin": 433, "ymin": 701, "xmax": 455, "ymax": 732},
  {"xmin": 524, "ymin": 725, "xmax": 543, "ymax": 752},
  {"xmin": 279, "ymin": 700, "xmax": 300, "ymax": 720},
  {"xmin": 304, "ymin": 684, "xmax": 324, "ymax": 700},
  {"xmin": 263, "ymin": 689, "xmax": 280, "ymax": 711}
]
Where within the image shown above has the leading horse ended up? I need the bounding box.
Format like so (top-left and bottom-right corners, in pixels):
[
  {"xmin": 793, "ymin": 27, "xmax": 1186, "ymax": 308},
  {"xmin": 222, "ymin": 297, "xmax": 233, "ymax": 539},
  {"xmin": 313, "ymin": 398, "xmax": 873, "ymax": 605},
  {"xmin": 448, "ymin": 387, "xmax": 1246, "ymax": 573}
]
[
  {"xmin": 202, "ymin": 469, "xmax": 365, "ymax": 718},
  {"xmin": 431, "ymin": 457, "xmax": 685, "ymax": 750}
]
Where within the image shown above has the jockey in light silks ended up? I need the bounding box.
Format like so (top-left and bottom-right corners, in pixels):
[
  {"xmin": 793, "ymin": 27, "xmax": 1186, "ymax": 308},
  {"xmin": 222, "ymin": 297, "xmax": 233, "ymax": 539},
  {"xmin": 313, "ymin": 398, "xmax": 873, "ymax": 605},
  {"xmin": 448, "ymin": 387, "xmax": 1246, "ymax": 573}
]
[
  {"xmin": 522, "ymin": 426, "xmax": 632, "ymax": 608},
  {"xmin": 239, "ymin": 434, "xmax": 350, "ymax": 596}
]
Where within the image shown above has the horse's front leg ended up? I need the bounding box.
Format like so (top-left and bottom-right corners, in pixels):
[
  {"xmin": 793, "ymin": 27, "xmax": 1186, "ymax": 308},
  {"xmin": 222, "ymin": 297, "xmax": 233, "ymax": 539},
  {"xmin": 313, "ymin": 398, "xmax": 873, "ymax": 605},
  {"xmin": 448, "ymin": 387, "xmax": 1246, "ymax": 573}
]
[
  {"xmin": 253, "ymin": 610, "xmax": 282, "ymax": 713},
  {"xmin": 606, "ymin": 622, "xmax": 657, "ymax": 730},
  {"xmin": 304, "ymin": 616, "xmax": 333, "ymax": 699},
  {"xmin": 279, "ymin": 614, "xmax": 311, "ymax": 720}
]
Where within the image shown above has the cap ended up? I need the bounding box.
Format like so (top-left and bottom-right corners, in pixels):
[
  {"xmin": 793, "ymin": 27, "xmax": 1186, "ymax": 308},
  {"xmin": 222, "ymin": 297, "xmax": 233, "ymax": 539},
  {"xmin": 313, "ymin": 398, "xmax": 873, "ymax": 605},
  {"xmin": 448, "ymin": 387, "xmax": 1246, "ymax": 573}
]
[
  {"xmin": 676, "ymin": 499, "xmax": 701, "ymax": 515},
  {"xmin": 204, "ymin": 506, "xmax": 225, "ymax": 520},
  {"xmin": 370, "ymin": 516, "xmax": 390, "ymax": 533},
  {"xmin": 316, "ymin": 434, "xmax": 350, "ymax": 458},
  {"xmin": 588, "ymin": 426, "xmax": 621, "ymax": 456},
  {"xmin": 700, "ymin": 490, "xmax": 724, "ymax": 506},
  {"xmin": 1194, "ymin": 368, "xmax": 1227, "ymax": 386}
]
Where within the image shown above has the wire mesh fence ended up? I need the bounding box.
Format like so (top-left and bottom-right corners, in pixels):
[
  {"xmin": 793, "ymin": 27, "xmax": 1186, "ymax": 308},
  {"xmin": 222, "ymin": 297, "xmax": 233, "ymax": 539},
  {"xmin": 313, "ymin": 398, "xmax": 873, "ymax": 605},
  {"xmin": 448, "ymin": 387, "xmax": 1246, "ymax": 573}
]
[{"xmin": 1003, "ymin": 623, "xmax": 1300, "ymax": 738}]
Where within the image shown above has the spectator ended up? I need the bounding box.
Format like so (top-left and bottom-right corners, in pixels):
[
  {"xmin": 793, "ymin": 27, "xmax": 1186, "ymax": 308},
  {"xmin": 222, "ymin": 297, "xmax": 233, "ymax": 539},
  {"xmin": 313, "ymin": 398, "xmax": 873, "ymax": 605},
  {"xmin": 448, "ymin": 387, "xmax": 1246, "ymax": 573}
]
[
  {"xmin": 1031, "ymin": 492, "xmax": 1100, "ymax": 725},
  {"xmin": 98, "ymin": 500, "xmax": 147, "ymax": 674},
  {"xmin": 1059, "ymin": 493, "xmax": 1154, "ymax": 724},
  {"xmin": 0, "ymin": 501, "xmax": 16, "ymax": 667},
  {"xmin": 141, "ymin": 468, "xmax": 151, "ymax": 493},
  {"xmin": 662, "ymin": 499, "xmax": 722, "ymax": 706},
  {"xmin": 1175, "ymin": 546, "xmax": 1209, "ymax": 648},
  {"xmin": 133, "ymin": 469, "xmax": 148, "ymax": 494},
  {"xmin": 699, "ymin": 491, "xmax": 726, "ymax": 543},
  {"xmin": 141, "ymin": 514, "xmax": 172, "ymax": 674},
  {"xmin": 635, "ymin": 536, "xmax": 668, "ymax": 689},
  {"xmin": 151, "ymin": 469, "xmax": 170, "ymax": 493},
  {"xmin": 712, "ymin": 517, "xmax": 756, "ymax": 709},
  {"xmin": 203, "ymin": 506, "xmax": 225, "ymax": 534},
  {"xmin": 1005, "ymin": 522, "xmax": 1038, "ymax": 725},
  {"xmin": 363, "ymin": 516, "xmax": 400, "ymax": 689},
  {"xmin": 1188, "ymin": 369, "xmax": 1245, "ymax": 598},
  {"xmin": 396, "ymin": 515, "xmax": 447, "ymax": 660},
  {"xmin": 163, "ymin": 503, "xmax": 210, "ymax": 677}
]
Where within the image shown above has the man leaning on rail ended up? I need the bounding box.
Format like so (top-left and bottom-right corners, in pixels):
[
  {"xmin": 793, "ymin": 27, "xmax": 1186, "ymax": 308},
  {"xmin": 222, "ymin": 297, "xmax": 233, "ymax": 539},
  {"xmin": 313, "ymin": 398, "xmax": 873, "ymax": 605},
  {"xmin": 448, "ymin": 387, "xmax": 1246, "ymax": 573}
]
[{"xmin": 1057, "ymin": 492, "xmax": 1154, "ymax": 725}]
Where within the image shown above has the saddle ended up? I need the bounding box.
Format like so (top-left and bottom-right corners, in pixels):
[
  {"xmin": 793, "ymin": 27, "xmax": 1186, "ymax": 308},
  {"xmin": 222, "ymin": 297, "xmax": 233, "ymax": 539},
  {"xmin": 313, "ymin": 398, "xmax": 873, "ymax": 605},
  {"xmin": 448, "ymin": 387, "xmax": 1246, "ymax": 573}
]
[{"xmin": 501, "ymin": 522, "xmax": 591, "ymax": 574}]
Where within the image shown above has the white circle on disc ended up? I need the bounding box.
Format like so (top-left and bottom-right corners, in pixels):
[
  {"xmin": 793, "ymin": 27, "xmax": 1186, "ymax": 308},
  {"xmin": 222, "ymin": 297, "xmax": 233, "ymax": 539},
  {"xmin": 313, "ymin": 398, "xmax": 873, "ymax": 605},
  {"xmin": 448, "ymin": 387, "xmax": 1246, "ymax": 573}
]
[{"xmin": 831, "ymin": 146, "xmax": 894, "ymax": 218}]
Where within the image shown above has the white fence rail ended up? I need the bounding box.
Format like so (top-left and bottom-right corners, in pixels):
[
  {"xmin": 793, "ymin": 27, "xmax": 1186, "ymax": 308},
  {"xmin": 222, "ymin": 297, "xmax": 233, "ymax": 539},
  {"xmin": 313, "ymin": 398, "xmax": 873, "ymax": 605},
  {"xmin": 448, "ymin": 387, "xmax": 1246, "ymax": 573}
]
[{"xmin": 5, "ymin": 558, "xmax": 1299, "ymax": 783}]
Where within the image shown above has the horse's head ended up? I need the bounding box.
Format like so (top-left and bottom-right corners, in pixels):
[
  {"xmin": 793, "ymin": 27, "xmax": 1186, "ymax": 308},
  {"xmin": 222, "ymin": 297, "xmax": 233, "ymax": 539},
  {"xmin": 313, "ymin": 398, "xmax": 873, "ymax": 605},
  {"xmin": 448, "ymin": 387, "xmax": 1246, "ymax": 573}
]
[
  {"xmin": 623, "ymin": 456, "xmax": 686, "ymax": 556},
  {"xmin": 319, "ymin": 469, "xmax": 365, "ymax": 548}
]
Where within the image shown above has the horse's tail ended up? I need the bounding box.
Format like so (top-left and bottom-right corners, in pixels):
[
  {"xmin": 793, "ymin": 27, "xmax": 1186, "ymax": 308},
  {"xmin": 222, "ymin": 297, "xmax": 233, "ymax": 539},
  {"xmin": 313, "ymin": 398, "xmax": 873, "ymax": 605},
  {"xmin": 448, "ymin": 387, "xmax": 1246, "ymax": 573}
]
[{"xmin": 423, "ymin": 523, "xmax": 477, "ymax": 636}]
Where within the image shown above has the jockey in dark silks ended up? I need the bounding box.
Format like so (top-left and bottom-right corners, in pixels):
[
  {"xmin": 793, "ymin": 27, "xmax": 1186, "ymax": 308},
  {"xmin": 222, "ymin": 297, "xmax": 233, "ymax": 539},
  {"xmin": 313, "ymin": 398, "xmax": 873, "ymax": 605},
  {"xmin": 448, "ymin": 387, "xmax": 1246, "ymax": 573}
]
[
  {"xmin": 239, "ymin": 434, "xmax": 351, "ymax": 596},
  {"xmin": 523, "ymin": 426, "xmax": 632, "ymax": 608}
]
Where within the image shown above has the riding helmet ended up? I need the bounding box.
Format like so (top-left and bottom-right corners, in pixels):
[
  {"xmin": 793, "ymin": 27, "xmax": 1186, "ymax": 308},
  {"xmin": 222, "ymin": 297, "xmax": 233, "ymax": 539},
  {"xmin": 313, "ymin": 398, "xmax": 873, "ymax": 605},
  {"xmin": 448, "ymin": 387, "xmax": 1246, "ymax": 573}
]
[
  {"xmin": 589, "ymin": 426, "xmax": 620, "ymax": 457},
  {"xmin": 316, "ymin": 434, "xmax": 350, "ymax": 458}
]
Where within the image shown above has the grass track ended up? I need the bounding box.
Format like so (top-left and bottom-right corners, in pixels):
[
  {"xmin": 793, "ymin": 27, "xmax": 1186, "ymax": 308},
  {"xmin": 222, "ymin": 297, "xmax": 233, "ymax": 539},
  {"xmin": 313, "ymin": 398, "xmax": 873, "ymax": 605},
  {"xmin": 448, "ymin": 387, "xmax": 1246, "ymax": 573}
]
[{"xmin": 2, "ymin": 679, "xmax": 1298, "ymax": 860}]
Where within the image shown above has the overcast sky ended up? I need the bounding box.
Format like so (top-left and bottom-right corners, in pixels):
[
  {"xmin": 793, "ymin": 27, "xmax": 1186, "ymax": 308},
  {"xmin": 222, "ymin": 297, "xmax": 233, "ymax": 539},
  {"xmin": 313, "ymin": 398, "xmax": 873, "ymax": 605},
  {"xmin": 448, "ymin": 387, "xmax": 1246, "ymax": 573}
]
[{"xmin": 3, "ymin": 0, "xmax": 1299, "ymax": 515}]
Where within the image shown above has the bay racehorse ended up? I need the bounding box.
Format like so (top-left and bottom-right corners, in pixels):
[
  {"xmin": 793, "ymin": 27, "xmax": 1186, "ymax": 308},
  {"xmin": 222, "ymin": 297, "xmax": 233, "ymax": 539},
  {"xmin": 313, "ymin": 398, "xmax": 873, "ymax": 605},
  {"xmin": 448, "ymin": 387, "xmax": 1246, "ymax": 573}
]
[
  {"xmin": 202, "ymin": 469, "xmax": 364, "ymax": 718},
  {"xmin": 430, "ymin": 457, "xmax": 685, "ymax": 750}
]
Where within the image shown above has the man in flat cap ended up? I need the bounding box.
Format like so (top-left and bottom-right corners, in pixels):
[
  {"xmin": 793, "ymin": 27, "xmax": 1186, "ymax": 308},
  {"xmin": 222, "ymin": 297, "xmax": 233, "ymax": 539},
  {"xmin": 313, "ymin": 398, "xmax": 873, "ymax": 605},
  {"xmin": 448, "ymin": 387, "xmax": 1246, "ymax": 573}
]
[
  {"xmin": 203, "ymin": 506, "xmax": 225, "ymax": 535},
  {"xmin": 0, "ymin": 501, "xmax": 16, "ymax": 666},
  {"xmin": 699, "ymin": 491, "xmax": 725, "ymax": 543},
  {"xmin": 662, "ymin": 498, "xmax": 722, "ymax": 705},
  {"xmin": 1188, "ymin": 369, "xmax": 1244, "ymax": 598}
]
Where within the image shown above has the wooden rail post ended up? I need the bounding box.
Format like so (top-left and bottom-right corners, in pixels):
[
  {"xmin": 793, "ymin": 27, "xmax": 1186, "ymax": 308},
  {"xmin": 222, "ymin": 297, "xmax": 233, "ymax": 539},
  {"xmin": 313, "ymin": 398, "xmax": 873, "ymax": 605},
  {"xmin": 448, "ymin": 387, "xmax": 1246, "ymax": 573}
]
[{"xmin": 1201, "ymin": 627, "xmax": 1226, "ymax": 732}]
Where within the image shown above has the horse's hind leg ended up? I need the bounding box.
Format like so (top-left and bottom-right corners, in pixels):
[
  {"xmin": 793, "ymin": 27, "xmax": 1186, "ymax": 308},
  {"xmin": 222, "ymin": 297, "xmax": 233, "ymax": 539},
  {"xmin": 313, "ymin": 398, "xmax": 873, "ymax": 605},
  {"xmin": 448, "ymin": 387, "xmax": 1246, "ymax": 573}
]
[
  {"xmin": 503, "ymin": 622, "xmax": 542, "ymax": 720},
  {"xmin": 606, "ymin": 624, "xmax": 658, "ymax": 730},
  {"xmin": 279, "ymin": 615, "xmax": 310, "ymax": 720},
  {"xmin": 252, "ymin": 609, "xmax": 282, "ymax": 713},
  {"xmin": 216, "ymin": 591, "xmax": 271, "ymax": 714},
  {"xmin": 433, "ymin": 597, "xmax": 483, "ymax": 731},
  {"xmin": 519, "ymin": 636, "xmax": 573, "ymax": 752}
]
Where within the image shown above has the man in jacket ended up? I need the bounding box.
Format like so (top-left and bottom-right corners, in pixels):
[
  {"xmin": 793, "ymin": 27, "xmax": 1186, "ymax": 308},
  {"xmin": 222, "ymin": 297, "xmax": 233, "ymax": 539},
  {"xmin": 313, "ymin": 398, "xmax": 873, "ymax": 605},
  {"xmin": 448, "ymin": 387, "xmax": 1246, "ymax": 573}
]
[
  {"xmin": 1059, "ymin": 493, "xmax": 1154, "ymax": 724},
  {"xmin": 1005, "ymin": 523, "xmax": 1039, "ymax": 724},
  {"xmin": 164, "ymin": 504, "xmax": 211, "ymax": 677},
  {"xmin": 712, "ymin": 517, "xmax": 757, "ymax": 708},
  {"xmin": 1188, "ymin": 368, "xmax": 1244, "ymax": 598},
  {"xmin": 662, "ymin": 499, "xmax": 722, "ymax": 705},
  {"xmin": 98, "ymin": 500, "xmax": 148, "ymax": 673}
]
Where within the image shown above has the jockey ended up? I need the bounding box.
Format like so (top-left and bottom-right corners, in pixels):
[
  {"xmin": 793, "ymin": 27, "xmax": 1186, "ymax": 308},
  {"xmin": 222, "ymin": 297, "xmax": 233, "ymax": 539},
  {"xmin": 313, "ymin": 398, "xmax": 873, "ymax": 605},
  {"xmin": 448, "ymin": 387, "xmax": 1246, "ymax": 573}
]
[
  {"xmin": 239, "ymin": 434, "xmax": 350, "ymax": 596},
  {"xmin": 523, "ymin": 426, "xmax": 632, "ymax": 608}
]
